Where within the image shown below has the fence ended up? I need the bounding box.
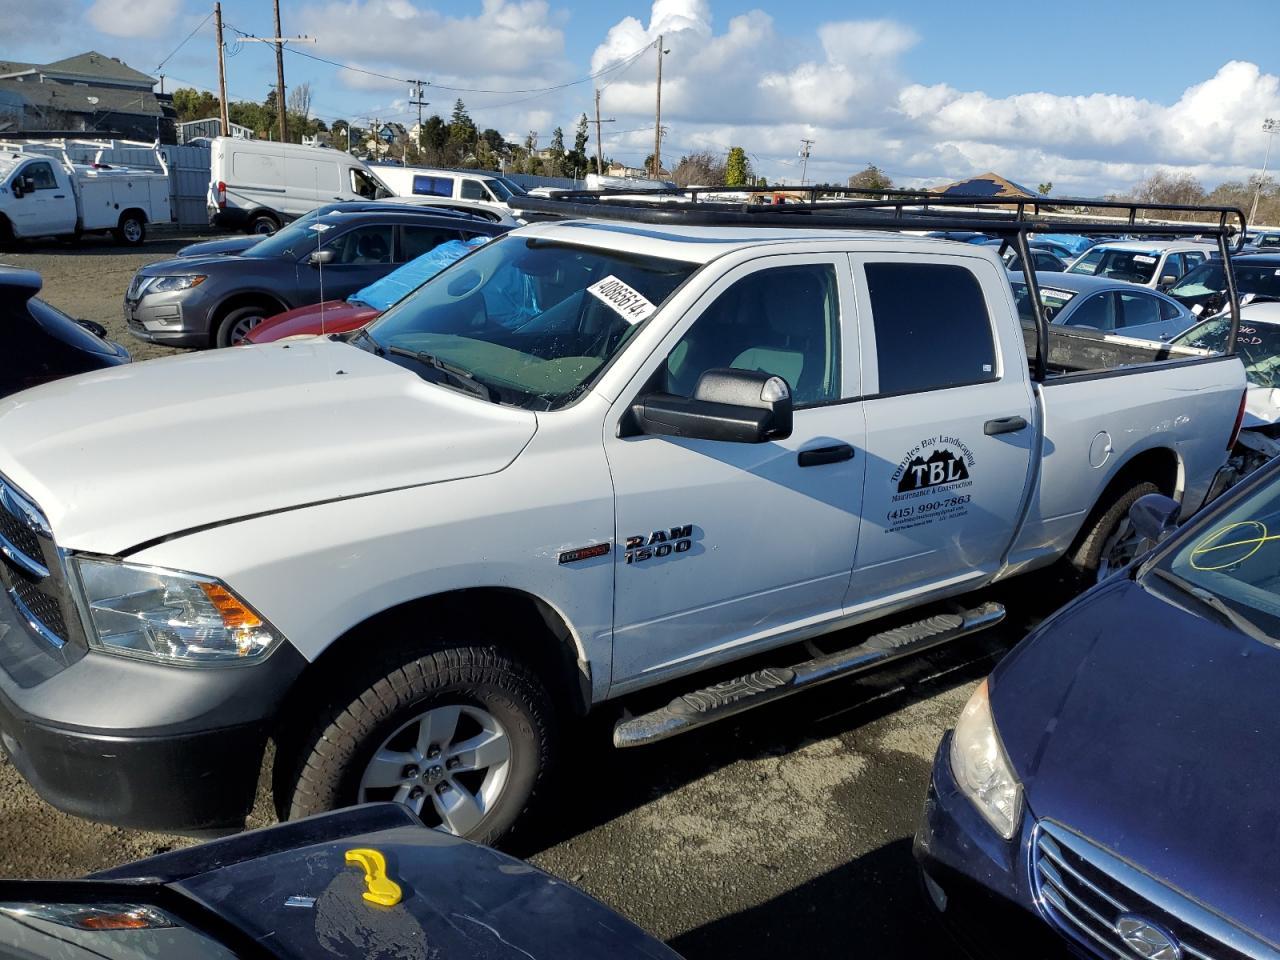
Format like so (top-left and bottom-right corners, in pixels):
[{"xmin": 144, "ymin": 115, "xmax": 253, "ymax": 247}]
[{"xmin": 0, "ymin": 137, "xmax": 212, "ymax": 229}]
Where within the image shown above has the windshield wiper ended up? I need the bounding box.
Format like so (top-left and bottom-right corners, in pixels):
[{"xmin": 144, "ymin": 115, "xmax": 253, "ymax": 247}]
[
  {"xmin": 385, "ymin": 345, "xmax": 498, "ymax": 402},
  {"xmin": 1149, "ymin": 568, "xmax": 1274, "ymax": 644}
]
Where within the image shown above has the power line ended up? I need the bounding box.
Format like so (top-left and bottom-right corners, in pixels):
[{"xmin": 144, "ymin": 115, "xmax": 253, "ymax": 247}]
[{"xmin": 156, "ymin": 10, "xmax": 213, "ymax": 74}]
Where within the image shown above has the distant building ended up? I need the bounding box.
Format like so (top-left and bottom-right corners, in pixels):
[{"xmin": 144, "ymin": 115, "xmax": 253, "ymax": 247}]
[
  {"xmin": 606, "ymin": 162, "xmax": 657, "ymax": 179},
  {"xmin": 0, "ymin": 51, "xmax": 174, "ymax": 142},
  {"xmin": 930, "ymin": 172, "xmax": 1043, "ymax": 200},
  {"xmin": 176, "ymin": 118, "xmax": 253, "ymax": 144}
]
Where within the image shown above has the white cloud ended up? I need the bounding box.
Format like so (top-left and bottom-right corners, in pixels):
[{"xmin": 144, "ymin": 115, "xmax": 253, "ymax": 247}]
[
  {"xmin": 85, "ymin": 0, "xmax": 180, "ymax": 38},
  {"xmin": 297, "ymin": 0, "xmax": 567, "ymax": 83},
  {"xmin": 585, "ymin": 2, "xmax": 1280, "ymax": 195}
]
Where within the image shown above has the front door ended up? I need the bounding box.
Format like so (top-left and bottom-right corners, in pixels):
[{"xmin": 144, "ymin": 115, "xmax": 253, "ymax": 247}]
[
  {"xmin": 11, "ymin": 161, "xmax": 76, "ymax": 237},
  {"xmin": 606, "ymin": 253, "xmax": 867, "ymax": 688},
  {"xmin": 300, "ymin": 223, "xmax": 396, "ymax": 302},
  {"xmin": 846, "ymin": 253, "xmax": 1036, "ymax": 610}
]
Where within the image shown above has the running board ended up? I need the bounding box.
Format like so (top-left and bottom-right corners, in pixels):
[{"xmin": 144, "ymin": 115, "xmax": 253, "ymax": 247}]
[{"xmin": 613, "ymin": 601, "xmax": 1006, "ymax": 748}]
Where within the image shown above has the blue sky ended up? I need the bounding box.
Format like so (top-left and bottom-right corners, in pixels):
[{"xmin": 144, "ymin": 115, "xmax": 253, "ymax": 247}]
[{"xmin": 5, "ymin": 0, "xmax": 1280, "ymax": 194}]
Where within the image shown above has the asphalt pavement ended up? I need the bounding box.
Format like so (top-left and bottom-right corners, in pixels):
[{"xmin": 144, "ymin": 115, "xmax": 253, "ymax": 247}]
[{"xmin": 0, "ymin": 232, "xmax": 1067, "ymax": 957}]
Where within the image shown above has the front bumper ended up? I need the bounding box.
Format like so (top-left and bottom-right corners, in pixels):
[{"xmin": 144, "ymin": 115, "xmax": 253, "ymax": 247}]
[
  {"xmin": 123, "ymin": 289, "xmax": 213, "ymax": 348},
  {"xmin": 0, "ymin": 584, "xmax": 305, "ymax": 834},
  {"xmin": 913, "ymin": 733, "xmax": 1082, "ymax": 960}
]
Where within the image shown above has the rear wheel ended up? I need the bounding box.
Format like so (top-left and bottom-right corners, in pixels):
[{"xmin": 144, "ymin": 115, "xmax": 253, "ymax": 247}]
[
  {"xmin": 1068, "ymin": 481, "xmax": 1161, "ymax": 585},
  {"xmin": 249, "ymin": 213, "xmax": 280, "ymax": 235},
  {"xmin": 215, "ymin": 304, "xmax": 272, "ymax": 347},
  {"xmin": 279, "ymin": 643, "xmax": 556, "ymax": 846},
  {"xmin": 114, "ymin": 213, "xmax": 145, "ymax": 246}
]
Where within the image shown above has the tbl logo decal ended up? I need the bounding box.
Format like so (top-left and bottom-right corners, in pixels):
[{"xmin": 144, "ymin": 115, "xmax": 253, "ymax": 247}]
[{"xmin": 897, "ymin": 448, "xmax": 970, "ymax": 493}]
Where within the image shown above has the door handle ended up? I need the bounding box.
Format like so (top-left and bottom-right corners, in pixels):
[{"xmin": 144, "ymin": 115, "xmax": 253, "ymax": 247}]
[
  {"xmin": 53, "ymin": 194, "xmax": 66, "ymax": 199},
  {"xmin": 984, "ymin": 416, "xmax": 1029, "ymax": 436},
  {"xmin": 797, "ymin": 443, "xmax": 855, "ymax": 467}
]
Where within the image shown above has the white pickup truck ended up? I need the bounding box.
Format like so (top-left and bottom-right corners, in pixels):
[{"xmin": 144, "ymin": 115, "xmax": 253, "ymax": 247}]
[
  {"xmin": 0, "ymin": 149, "xmax": 170, "ymax": 246},
  {"xmin": 0, "ymin": 197, "xmax": 1248, "ymax": 842}
]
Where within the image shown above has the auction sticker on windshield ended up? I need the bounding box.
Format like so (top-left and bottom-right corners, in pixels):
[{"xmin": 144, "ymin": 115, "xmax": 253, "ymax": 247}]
[{"xmin": 587, "ymin": 275, "xmax": 657, "ymax": 325}]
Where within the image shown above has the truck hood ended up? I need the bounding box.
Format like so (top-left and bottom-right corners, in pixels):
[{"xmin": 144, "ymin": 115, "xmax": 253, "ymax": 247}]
[
  {"xmin": 0, "ymin": 340, "xmax": 536, "ymax": 554},
  {"xmin": 992, "ymin": 576, "xmax": 1280, "ymax": 945}
]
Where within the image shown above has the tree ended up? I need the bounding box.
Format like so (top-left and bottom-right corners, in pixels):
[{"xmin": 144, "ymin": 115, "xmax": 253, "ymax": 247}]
[
  {"xmin": 724, "ymin": 146, "xmax": 751, "ymax": 187},
  {"xmin": 568, "ymin": 114, "xmax": 590, "ymax": 177},
  {"xmin": 673, "ymin": 150, "xmax": 725, "ymax": 187},
  {"xmin": 1128, "ymin": 170, "xmax": 1206, "ymax": 219},
  {"xmin": 847, "ymin": 164, "xmax": 892, "ymax": 191},
  {"xmin": 171, "ymin": 87, "xmax": 218, "ymax": 123},
  {"xmin": 287, "ymin": 82, "xmax": 312, "ymax": 122},
  {"xmin": 1037, "ymin": 182, "xmax": 1053, "ymax": 196}
]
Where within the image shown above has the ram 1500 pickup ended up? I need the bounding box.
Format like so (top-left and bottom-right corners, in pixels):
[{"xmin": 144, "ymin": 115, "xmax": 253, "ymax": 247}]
[{"xmin": 0, "ymin": 201, "xmax": 1248, "ymax": 842}]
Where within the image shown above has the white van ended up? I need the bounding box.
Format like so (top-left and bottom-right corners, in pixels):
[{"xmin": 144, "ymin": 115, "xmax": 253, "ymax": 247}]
[
  {"xmin": 373, "ymin": 165, "xmax": 525, "ymax": 215},
  {"xmin": 207, "ymin": 138, "xmax": 393, "ymax": 234}
]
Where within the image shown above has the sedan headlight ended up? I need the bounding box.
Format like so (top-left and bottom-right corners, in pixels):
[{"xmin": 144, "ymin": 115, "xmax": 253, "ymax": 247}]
[
  {"xmin": 143, "ymin": 275, "xmax": 206, "ymax": 294},
  {"xmin": 73, "ymin": 558, "xmax": 282, "ymax": 665},
  {"xmin": 949, "ymin": 679, "xmax": 1023, "ymax": 839}
]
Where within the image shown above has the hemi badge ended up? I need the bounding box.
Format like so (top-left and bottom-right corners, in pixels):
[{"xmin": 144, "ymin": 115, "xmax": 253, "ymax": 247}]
[{"xmin": 559, "ymin": 542, "xmax": 611, "ymax": 564}]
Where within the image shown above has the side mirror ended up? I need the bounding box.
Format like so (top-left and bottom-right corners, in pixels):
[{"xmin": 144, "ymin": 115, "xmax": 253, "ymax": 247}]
[
  {"xmin": 76, "ymin": 319, "xmax": 109, "ymax": 338},
  {"xmin": 629, "ymin": 368, "xmax": 793, "ymax": 443},
  {"xmin": 308, "ymin": 248, "xmax": 336, "ymax": 267},
  {"xmin": 10, "ymin": 180, "xmax": 23, "ymax": 199},
  {"xmin": 1158, "ymin": 275, "xmax": 1178, "ymax": 288},
  {"xmin": 1129, "ymin": 492, "xmax": 1181, "ymax": 545}
]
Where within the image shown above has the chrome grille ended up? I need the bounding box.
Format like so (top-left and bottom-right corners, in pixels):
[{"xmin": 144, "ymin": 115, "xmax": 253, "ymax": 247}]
[
  {"xmin": 1032, "ymin": 821, "xmax": 1278, "ymax": 960},
  {"xmin": 0, "ymin": 473, "xmax": 72, "ymax": 649}
]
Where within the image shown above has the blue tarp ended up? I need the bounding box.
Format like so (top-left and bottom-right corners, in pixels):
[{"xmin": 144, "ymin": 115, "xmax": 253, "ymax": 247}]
[{"xmin": 350, "ymin": 236, "xmax": 489, "ymax": 311}]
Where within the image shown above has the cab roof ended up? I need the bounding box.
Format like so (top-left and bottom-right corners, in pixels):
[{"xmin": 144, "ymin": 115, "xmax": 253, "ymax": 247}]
[{"xmin": 510, "ymin": 218, "xmax": 970, "ymax": 265}]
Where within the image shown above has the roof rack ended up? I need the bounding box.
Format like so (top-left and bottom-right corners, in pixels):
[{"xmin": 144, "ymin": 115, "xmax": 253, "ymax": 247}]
[{"xmin": 510, "ymin": 187, "xmax": 1247, "ymax": 380}]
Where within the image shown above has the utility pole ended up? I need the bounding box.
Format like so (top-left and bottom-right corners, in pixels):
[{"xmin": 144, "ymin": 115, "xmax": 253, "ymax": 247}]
[
  {"xmin": 799, "ymin": 138, "xmax": 814, "ymax": 186},
  {"xmin": 272, "ymin": 0, "xmax": 288, "ymax": 141},
  {"xmin": 1250, "ymin": 118, "xmax": 1278, "ymax": 225},
  {"xmin": 592, "ymin": 88, "xmax": 615, "ymax": 176},
  {"xmin": 409, "ymin": 81, "xmax": 429, "ymax": 154},
  {"xmin": 652, "ymin": 35, "xmax": 668, "ymax": 179},
  {"xmin": 214, "ymin": 2, "xmax": 229, "ymax": 136}
]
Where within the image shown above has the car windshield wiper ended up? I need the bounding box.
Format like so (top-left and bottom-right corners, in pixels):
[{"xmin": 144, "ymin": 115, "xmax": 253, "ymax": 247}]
[
  {"xmin": 1149, "ymin": 568, "xmax": 1274, "ymax": 645},
  {"xmin": 385, "ymin": 345, "xmax": 498, "ymax": 403}
]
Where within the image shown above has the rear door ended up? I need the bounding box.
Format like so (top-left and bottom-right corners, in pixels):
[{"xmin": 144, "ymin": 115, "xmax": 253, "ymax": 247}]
[
  {"xmin": 845, "ymin": 253, "xmax": 1036, "ymax": 610},
  {"xmin": 1115, "ymin": 288, "xmax": 1182, "ymax": 342},
  {"xmin": 606, "ymin": 252, "xmax": 866, "ymax": 686}
]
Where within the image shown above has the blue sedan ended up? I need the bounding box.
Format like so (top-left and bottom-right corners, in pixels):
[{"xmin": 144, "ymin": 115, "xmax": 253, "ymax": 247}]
[
  {"xmin": 914, "ymin": 454, "xmax": 1280, "ymax": 960},
  {"xmin": 1011, "ymin": 272, "xmax": 1197, "ymax": 342}
]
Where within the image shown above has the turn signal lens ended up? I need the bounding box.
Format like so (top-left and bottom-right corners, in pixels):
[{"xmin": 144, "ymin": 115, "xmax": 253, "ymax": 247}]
[{"xmin": 199, "ymin": 581, "xmax": 263, "ymax": 629}]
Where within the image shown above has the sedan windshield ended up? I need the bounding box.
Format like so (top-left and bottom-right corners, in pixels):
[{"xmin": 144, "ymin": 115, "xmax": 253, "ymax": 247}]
[
  {"xmin": 363, "ymin": 235, "xmax": 697, "ymax": 409},
  {"xmin": 1067, "ymin": 248, "xmax": 1160, "ymax": 284},
  {"xmin": 1171, "ymin": 315, "xmax": 1280, "ymax": 387},
  {"xmin": 1150, "ymin": 478, "xmax": 1280, "ymax": 643}
]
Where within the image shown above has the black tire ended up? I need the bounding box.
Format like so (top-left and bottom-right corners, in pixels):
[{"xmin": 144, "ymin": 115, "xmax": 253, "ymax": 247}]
[
  {"xmin": 1066, "ymin": 481, "xmax": 1161, "ymax": 585},
  {"xmin": 214, "ymin": 304, "xmax": 272, "ymax": 347},
  {"xmin": 0, "ymin": 216, "xmax": 15, "ymax": 248},
  {"xmin": 280, "ymin": 643, "xmax": 556, "ymax": 847},
  {"xmin": 249, "ymin": 213, "xmax": 280, "ymax": 235},
  {"xmin": 114, "ymin": 212, "xmax": 145, "ymax": 246}
]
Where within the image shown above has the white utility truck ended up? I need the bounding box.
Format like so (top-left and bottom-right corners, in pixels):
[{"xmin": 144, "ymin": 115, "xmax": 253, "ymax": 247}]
[
  {"xmin": 0, "ymin": 148, "xmax": 170, "ymax": 245},
  {"xmin": 0, "ymin": 193, "xmax": 1250, "ymax": 843}
]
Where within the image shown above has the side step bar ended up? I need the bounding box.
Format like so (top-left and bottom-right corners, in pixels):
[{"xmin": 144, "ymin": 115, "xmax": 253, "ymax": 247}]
[{"xmin": 613, "ymin": 601, "xmax": 1005, "ymax": 748}]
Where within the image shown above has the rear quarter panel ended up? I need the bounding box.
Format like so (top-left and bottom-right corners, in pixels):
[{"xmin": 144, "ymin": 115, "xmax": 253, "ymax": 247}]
[{"xmin": 1006, "ymin": 356, "xmax": 1245, "ymax": 573}]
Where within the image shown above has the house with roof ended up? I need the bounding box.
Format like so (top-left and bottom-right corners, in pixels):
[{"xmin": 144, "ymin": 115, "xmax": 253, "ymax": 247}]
[
  {"xmin": 930, "ymin": 172, "xmax": 1045, "ymax": 200},
  {"xmin": 0, "ymin": 51, "xmax": 174, "ymax": 141}
]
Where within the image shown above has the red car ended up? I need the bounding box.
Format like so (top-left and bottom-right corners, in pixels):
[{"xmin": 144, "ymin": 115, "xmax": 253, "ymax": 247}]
[{"xmin": 244, "ymin": 299, "xmax": 379, "ymax": 343}]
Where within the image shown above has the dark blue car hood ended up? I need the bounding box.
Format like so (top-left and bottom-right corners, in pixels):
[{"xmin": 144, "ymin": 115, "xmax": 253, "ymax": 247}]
[{"xmin": 993, "ymin": 575, "xmax": 1280, "ymax": 945}]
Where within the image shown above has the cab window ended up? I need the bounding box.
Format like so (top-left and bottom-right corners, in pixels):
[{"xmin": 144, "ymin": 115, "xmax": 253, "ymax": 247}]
[
  {"xmin": 25, "ymin": 162, "xmax": 57, "ymax": 189},
  {"xmin": 350, "ymin": 169, "xmax": 381, "ymax": 199},
  {"xmin": 866, "ymin": 262, "xmax": 995, "ymax": 394},
  {"xmin": 662, "ymin": 263, "xmax": 842, "ymax": 407},
  {"xmin": 460, "ymin": 179, "xmax": 490, "ymax": 201}
]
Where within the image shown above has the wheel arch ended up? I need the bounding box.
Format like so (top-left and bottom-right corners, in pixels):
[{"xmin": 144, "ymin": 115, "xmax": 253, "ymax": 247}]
[
  {"xmin": 211, "ymin": 290, "xmax": 291, "ymax": 330},
  {"xmin": 1068, "ymin": 444, "xmax": 1181, "ymax": 554},
  {"xmin": 277, "ymin": 586, "xmax": 592, "ymax": 730},
  {"xmin": 117, "ymin": 206, "xmax": 148, "ymax": 226}
]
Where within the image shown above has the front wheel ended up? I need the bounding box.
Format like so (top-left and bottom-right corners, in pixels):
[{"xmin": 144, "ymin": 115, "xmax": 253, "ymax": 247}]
[
  {"xmin": 215, "ymin": 305, "xmax": 271, "ymax": 347},
  {"xmin": 279, "ymin": 644, "xmax": 556, "ymax": 846},
  {"xmin": 1068, "ymin": 481, "xmax": 1162, "ymax": 585},
  {"xmin": 249, "ymin": 213, "xmax": 280, "ymax": 235}
]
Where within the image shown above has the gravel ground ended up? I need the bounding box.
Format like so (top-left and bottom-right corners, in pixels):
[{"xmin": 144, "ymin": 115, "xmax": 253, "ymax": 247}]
[{"xmin": 0, "ymin": 238, "xmax": 1069, "ymax": 957}]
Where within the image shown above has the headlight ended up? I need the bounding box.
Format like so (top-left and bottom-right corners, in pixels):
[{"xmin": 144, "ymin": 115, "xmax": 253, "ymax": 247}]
[
  {"xmin": 144, "ymin": 275, "xmax": 206, "ymax": 294},
  {"xmin": 73, "ymin": 558, "xmax": 282, "ymax": 665},
  {"xmin": 949, "ymin": 679, "xmax": 1023, "ymax": 839}
]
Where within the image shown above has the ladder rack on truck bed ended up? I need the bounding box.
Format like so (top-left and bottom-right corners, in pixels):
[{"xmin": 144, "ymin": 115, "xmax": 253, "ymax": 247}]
[{"xmin": 510, "ymin": 188, "xmax": 1248, "ymax": 381}]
